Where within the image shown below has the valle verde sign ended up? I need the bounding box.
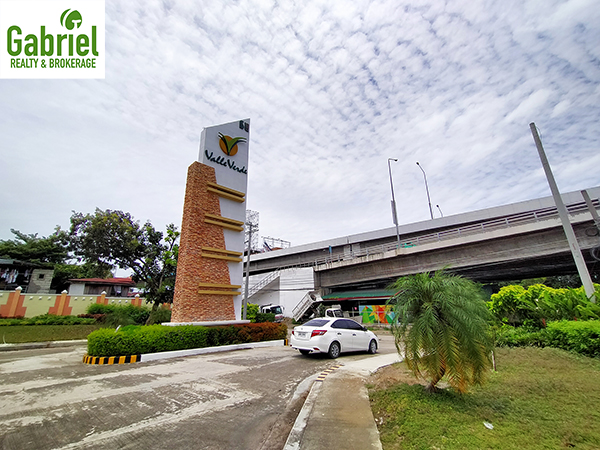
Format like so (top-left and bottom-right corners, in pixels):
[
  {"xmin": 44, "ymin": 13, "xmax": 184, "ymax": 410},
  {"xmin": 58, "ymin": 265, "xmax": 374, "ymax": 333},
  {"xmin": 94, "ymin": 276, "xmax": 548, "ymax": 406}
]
[
  {"xmin": 0, "ymin": 0, "xmax": 105, "ymax": 79},
  {"xmin": 204, "ymin": 149, "xmax": 248, "ymax": 175},
  {"xmin": 201, "ymin": 120, "xmax": 250, "ymax": 178}
]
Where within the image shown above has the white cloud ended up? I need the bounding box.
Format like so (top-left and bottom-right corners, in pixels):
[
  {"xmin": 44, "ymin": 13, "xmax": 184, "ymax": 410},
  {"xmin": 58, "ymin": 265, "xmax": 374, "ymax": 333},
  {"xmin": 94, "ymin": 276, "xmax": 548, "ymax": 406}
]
[
  {"xmin": 1, "ymin": 0, "xmax": 599, "ymax": 248},
  {"xmin": 504, "ymin": 89, "xmax": 554, "ymax": 124}
]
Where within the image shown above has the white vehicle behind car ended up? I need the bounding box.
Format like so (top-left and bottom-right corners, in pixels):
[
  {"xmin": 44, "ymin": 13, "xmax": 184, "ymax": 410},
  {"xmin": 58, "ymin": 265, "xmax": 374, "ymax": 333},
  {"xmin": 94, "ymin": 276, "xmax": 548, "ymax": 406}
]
[
  {"xmin": 290, "ymin": 317, "xmax": 378, "ymax": 358},
  {"xmin": 259, "ymin": 304, "xmax": 284, "ymax": 322}
]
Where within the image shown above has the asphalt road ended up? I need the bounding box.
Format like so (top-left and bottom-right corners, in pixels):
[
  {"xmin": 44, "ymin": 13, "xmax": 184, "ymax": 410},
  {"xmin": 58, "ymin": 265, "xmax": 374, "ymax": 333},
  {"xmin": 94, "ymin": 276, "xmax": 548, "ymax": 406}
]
[{"xmin": 0, "ymin": 332, "xmax": 396, "ymax": 450}]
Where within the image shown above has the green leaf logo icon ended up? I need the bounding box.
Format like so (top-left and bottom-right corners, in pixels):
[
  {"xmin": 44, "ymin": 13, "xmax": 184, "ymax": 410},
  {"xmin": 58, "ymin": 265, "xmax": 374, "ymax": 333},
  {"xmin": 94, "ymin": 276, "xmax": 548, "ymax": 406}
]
[
  {"xmin": 60, "ymin": 9, "xmax": 83, "ymax": 30},
  {"xmin": 218, "ymin": 132, "xmax": 246, "ymax": 156}
]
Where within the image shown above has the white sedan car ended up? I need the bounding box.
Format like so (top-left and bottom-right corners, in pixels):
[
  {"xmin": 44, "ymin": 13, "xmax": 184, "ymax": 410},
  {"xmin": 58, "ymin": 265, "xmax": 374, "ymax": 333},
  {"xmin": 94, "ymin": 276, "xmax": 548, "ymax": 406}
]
[{"xmin": 290, "ymin": 317, "xmax": 379, "ymax": 358}]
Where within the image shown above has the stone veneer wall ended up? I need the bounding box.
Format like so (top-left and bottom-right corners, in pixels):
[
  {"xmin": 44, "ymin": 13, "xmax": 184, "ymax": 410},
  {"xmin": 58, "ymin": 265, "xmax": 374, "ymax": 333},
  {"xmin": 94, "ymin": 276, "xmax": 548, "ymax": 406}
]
[{"xmin": 171, "ymin": 162, "xmax": 237, "ymax": 322}]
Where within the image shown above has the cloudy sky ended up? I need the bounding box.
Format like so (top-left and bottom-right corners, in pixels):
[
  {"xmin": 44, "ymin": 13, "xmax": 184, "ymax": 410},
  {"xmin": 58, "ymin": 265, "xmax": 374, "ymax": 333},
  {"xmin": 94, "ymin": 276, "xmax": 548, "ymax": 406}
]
[{"xmin": 1, "ymin": 0, "xmax": 599, "ymax": 249}]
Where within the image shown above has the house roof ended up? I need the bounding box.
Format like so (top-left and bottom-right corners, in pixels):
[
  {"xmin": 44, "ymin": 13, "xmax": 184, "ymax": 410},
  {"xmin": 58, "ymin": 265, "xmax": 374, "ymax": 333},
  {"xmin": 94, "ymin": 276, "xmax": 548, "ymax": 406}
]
[{"xmin": 68, "ymin": 277, "xmax": 136, "ymax": 286}]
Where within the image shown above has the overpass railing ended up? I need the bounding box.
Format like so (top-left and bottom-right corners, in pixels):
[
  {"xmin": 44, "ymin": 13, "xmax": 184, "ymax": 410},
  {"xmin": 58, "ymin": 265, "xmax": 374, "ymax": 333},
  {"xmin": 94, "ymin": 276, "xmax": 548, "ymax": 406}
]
[
  {"xmin": 248, "ymin": 199, "xmax": 598, "ymax": 274},
  {"xmin": 312, "ymin": 199, "xmax": 598, "ymax": 267}
]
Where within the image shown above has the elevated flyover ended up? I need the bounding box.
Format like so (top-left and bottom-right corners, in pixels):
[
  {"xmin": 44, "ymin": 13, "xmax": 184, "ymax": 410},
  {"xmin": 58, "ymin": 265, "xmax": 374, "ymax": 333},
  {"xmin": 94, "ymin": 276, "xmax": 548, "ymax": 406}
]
[{"xmin": 249, "ymin": 187, "xmax": 600, "ymax": 293}]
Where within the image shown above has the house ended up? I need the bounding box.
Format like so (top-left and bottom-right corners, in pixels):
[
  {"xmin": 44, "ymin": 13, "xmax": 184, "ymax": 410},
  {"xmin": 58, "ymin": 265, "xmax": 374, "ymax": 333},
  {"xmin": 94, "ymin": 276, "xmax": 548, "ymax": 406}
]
[
  {"xmin": 68, "ymin": 277, "xmax": 137, "ymax": 297},
  {"xmin": 0, "ymin": 259, "xmax": 54, "ymax": 293}
]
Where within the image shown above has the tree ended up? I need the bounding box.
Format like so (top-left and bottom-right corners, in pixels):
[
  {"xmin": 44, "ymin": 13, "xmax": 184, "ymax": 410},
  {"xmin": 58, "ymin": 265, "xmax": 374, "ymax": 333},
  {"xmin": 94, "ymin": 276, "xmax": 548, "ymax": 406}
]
[
  {"xmin": 388, "ymin": 269, "xmax": 493, "ymax": 393},
  {"xmin": 68, "ymin": 209, "xmax": 179, "ymax": 321},
  {"xmin": 0, "ymin": 229, "xmax": 69, "ymax": 264}
]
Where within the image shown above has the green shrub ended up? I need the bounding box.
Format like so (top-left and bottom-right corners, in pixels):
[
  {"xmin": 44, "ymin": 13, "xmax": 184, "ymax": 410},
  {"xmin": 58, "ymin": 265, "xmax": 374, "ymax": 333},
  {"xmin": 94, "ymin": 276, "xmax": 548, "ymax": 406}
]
[
  {"xmin": 544, "ymin": 320, "xmax": 600, "ymax": 358},
  {"xmin": 0, "ymin": 318, "xmax": 29, "ymax": 326},
  {"xmin": 87, "ymin": 303, "xmax": 151, "ymax": 325},
  {"xmin": 488, "ymin": 284, "xmax": 600, "ymax": 327},
  {"xmin": 246, "ymin": 303, "xmax": 259, "ymax": 322},
  {"xmin": 104, "ymin": 308, "xmax": 137, "ymax": 327},
  {"xmin": 147, "ymin": 307, "xmax": 171, "ymax": 324},
  {"xmin": 119, "ymin": 304, "xmax": 151, "ymax": 324},
  {"xmin": 254, "ymin": 312, "xmax": 276, "ymax": 323},
  {"xmin": 87, "ymin": 304, "xmax": 117, "ymax": 315},
  {"xmin": 87, "ymin": 322, "xmax": 287, "ymax": 357},
  {"xmin": 488, "ymin": 285, "xmax": 529, "ymax": 326},
  {"xmin": 0, "ymin": 314, "xmax": 96, "ymax": 326},
  {"xmin": 77, "ymin": 313, "xmax": 106, "ymax": 322},
  {"xmin": 495, "ymin": 325, "xmax": 546, "ymax": 347},
  {"xmin": 495, "ymin": 320, "xmax": 600, "ymax": 358}
]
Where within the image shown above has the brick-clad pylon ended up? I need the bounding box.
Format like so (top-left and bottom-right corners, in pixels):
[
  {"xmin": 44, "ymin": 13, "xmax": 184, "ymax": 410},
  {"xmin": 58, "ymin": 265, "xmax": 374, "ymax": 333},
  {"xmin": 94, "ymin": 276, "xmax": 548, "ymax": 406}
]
[{"xmin": 171, "ymin": 162, "xmax": 238, "ymax": 322}]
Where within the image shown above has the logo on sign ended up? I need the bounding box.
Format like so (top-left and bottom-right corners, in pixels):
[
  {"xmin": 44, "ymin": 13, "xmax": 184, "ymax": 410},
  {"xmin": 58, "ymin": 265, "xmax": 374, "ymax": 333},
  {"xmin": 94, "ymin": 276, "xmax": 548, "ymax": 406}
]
[
  {"xmin": 0, "ymin": 0, "xmax": 105, "ymax": 79},
  {"xmin": 218, "ymin": 132, "xmax": 246, "ymax": 156}
]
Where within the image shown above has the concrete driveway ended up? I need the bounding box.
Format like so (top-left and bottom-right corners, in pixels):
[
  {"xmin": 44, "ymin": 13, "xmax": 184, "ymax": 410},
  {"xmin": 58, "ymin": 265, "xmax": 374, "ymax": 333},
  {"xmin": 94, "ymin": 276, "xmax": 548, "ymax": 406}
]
[{"xmin": 0, "ymin": 332, "xmax": 396, "ymax": 450}]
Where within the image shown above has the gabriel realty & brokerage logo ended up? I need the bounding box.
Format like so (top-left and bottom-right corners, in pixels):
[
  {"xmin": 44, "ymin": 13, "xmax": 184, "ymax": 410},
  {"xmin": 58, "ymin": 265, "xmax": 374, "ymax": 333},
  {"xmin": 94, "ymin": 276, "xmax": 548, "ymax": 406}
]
[{"xmin": 0, "ymin": 0, "xmax": 105, "ymax": 79}]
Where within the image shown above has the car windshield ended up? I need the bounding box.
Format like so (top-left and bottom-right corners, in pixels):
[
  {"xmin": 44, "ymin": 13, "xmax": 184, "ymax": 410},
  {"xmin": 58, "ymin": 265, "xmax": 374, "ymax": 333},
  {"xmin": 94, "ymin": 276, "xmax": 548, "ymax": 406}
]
[
  {"xmin": 270, "ymin": 306, "xmax": 282, "ymax": 314},
  {"xmin": 302, "ymin": 319, "xmax": 329, "ymax": 327}
]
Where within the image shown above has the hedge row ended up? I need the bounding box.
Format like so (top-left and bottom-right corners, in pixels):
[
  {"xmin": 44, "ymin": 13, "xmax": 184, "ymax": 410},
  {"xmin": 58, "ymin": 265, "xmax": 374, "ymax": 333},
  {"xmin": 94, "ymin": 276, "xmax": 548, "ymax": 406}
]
[
  {"xmin": 496, "ymin": 320, "xmax": 600, "ymax": 358},
  {"xmin": 87, "ymin": 322, "xmax": 288, "ymax": 357},
  {"xmin": 0, "ymin": 314, "xmax": 96, "ymax": 326}
]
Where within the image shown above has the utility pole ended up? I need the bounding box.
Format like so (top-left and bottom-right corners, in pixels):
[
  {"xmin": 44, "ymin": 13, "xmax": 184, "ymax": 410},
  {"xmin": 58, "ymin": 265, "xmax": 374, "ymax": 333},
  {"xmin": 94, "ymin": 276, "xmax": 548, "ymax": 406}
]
[
  {"xmin": 530, "ymin": 123, "xmax": 596, "ymax": 302},
  {"xmin": 243, "ymin": 210, "xmax": 259, "ymax": 319}
]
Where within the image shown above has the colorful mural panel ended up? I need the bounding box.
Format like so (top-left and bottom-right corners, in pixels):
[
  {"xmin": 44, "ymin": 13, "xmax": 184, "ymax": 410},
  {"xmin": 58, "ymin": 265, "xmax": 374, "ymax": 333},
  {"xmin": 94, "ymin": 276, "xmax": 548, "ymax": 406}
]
[{"xmin": 359, "ymin": 305, "xmax": 395, "ymax": 324}]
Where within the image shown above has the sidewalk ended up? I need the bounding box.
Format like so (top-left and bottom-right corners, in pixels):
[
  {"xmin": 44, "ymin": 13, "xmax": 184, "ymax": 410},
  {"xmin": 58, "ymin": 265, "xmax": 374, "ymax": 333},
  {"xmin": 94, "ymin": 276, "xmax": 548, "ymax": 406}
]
[{"xmin": 285, "ymin": 352, "xmax": 402, "ymax": 450}]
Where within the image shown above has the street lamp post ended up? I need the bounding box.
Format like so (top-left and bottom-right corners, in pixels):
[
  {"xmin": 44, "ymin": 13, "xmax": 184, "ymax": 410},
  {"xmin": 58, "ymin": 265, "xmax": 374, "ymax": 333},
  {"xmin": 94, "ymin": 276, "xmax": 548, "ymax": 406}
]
[
  {"xmin": 387, "ymin": 158, "xmax": 401, "ymax": 247},
  {"xmin": 436, "ymin": 204, "xmax": 444, "ymax": 217},
  {"xmin": 416, "ymin": 161, "xmax": 434, "ymax": 220}
]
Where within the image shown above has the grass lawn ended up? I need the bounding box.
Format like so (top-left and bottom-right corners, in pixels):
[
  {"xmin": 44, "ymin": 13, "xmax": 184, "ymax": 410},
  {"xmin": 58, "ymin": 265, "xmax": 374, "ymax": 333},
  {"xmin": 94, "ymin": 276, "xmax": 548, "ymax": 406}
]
[
  {"xmin": 369, "ymin": 347, "xmax": 600, "ymax": 449},
  {"xmin": 0, "ymin": 325, "xmax": 103, "ymax": 343}
]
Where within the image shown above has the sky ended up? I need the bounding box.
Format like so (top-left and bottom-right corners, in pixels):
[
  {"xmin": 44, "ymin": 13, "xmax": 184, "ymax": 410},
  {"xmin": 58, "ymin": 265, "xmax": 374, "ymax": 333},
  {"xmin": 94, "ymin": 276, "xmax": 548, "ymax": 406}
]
[{"xmin": 1, "ymin": 0, "xmax": 599, "ymax": 250}]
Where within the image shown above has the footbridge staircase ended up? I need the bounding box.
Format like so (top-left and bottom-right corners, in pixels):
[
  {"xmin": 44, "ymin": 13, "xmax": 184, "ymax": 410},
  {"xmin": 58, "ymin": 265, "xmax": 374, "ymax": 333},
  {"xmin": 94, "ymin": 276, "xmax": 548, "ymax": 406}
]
[{"xmin": 241, "ymin": 270, "xmax": 281, "ymax": 300}]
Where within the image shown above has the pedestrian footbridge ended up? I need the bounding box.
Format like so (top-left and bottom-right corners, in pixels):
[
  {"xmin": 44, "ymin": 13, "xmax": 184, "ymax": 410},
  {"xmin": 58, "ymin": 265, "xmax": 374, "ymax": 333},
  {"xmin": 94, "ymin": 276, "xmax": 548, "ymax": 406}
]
[{"xmin": 248, "ymin": 187, "xmax": 600, "ymax": 296}]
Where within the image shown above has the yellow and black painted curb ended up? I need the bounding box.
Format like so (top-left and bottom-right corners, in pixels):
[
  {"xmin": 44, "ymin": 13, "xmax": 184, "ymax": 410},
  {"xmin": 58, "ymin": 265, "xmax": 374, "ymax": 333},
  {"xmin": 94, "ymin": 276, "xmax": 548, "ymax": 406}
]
[
  {"xmin": 284, "ymin": 339, "xmax": 289, "ymax": 346},
  {"xmin": 316, "ymin": 364, "xmax": 342, "ymax": 382},
  {"xmin": 83, "ymin": 354, "xmax": 141, "ymax": 365}
]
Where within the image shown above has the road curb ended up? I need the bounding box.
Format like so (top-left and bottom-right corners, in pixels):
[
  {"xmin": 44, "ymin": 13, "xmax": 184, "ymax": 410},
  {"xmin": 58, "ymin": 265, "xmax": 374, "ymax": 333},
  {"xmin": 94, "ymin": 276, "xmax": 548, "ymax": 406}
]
[
  {"xmin": 283, "ymin": 376, "xmax": 322, "ymax": 450},
  {"xmin": 0, "ymin": 339, "xmax": 87, "ymax": 352},
  {"xmin": 83, "ymin": 354, "xmax": 141, "ymax": 365},
  {"xmin": 283, "ymin": 365, "xmax": 342, "ymax": 450},
  {"xmin": 83, "ymin": 339, "xmax": 288, "ymax": 365}
]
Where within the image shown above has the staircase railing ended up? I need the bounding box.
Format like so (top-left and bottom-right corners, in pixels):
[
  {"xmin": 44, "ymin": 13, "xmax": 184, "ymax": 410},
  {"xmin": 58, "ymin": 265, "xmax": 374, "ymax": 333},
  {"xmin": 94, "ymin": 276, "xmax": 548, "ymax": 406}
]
[{"xmin": 242, "ymin": 270, "xmax": 281, "ymax": 299}]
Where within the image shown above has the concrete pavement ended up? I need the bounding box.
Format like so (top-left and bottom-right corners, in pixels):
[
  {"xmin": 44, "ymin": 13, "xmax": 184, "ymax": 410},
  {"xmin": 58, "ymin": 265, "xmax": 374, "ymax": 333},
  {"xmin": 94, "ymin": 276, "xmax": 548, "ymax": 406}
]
[
  {"xmin": 1, "ymin": 332, "xmax": 401, "ymax": 450},
  {"xmin": 284, "ymin": 350, "xmax": 401, "ymax": 450}
]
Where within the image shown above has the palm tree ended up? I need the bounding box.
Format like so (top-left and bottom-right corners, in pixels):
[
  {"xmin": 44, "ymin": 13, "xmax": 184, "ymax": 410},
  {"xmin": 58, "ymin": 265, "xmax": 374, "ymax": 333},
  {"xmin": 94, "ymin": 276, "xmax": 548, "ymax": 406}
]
[{"xmin": 388, "ymin": 269, "xmax": 493, "ymax": 393}]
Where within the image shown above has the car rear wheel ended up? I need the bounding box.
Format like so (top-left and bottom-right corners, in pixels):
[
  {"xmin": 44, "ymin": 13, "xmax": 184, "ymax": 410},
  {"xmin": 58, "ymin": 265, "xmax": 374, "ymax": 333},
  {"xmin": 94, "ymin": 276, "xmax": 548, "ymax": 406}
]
[
  {"xmin": 299, "ymin": 349, "xmax": 311, "ymax": 355},
  {"xmin": 328, "ymin": 341, "xmax": 341, "ymax": 359},
  {"xmin": 368, "ymin": 339, "xmax": 377, "ymax": 354}
]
